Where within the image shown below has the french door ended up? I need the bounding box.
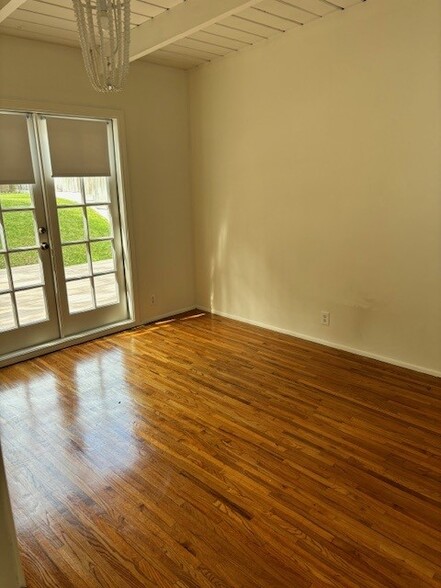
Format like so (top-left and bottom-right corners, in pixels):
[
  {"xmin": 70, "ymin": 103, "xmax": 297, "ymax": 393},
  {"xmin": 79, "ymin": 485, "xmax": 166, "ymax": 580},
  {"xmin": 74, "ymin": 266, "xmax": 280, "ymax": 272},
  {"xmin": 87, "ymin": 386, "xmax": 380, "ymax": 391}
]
[{"xmin": 0, "ymin": 111, "xmax": 129, "ymax": 357}]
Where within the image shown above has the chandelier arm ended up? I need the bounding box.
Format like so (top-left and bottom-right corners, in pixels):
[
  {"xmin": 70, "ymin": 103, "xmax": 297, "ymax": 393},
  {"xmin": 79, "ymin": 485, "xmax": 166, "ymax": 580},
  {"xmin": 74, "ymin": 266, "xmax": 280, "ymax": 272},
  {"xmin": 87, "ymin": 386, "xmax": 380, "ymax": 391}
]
[
  {"xmin": 108, "ymin": 1, "xmax": 117, "ymax": 88},
  {"xmin": 98, "ymin": 5, "xmax": 109, "ymax": 89},
  {"xmin": 86, "ymin": 3, "xmax": 100, "ymax": 91},
  {"xmin": 113, "ymin": 1, "xmax": 120, "ymax": 87}
]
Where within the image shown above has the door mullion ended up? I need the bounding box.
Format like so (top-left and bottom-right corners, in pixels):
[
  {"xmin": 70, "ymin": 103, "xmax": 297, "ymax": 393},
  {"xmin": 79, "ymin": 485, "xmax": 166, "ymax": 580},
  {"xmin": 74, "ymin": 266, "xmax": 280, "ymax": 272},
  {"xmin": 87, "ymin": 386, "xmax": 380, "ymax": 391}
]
[
  {"xmin": 107, "ymin": 123, "xmax": 129, "ymax": 316},
  {"xmin": 80, "ymin": 179, "xmax": 98, "ymax": 310},
  {"xmin": 3, "ymin": 252, "xmax": 20, "ymax": 329},
  {"xmin": 29, "ymin": 113, "xmax": 63, "ymax": 340},
  {"xmin": 34, "ymin": 114, "xmax": 69, "ymax": 338},
  {"xmin": 0, "ymin": 204, "xmax": 19, "ymax": 329}
]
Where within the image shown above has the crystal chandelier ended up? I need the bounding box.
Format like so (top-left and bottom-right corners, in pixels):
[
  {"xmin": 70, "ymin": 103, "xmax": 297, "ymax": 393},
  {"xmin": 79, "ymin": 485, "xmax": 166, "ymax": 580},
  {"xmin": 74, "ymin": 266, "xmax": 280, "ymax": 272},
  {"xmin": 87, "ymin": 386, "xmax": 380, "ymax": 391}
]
[{"xmin": 72, "ymin": 0, "xmax": 131, "ymax": 93}]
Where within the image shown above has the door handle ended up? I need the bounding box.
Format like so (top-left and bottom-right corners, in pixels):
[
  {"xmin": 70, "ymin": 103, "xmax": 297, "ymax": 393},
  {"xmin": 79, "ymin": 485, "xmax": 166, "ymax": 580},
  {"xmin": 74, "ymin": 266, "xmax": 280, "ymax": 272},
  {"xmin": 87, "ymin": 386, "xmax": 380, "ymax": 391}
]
[
  {"xmin": 41, "ymin": 242, "xmax": 50, "ymax": 250},
  {"xmin": 38, "ymin": 227, "xmax": 47, "ymax": 234}
]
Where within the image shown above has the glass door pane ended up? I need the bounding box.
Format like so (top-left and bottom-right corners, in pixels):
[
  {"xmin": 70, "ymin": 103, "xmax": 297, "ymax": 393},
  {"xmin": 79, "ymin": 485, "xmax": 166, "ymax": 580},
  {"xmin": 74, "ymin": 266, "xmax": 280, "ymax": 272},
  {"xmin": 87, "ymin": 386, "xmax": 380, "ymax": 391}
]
[
  {"xmin": 55, "ymin": 177, "xmax": 123, "ymax": 317},
  {"xmin": 55, "ymin": 177, "xmax": 120, "ymax": 314},
  {"xmin": 0, "ymin": 185, "xmax": 46, "ymax": 332}
]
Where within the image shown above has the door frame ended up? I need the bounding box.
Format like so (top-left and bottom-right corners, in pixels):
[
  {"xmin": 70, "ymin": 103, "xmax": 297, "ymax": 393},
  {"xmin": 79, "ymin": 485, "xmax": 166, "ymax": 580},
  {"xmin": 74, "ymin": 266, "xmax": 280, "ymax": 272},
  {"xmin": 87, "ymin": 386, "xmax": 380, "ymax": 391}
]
[{"xmin": 0, "ymin": 99, "xmax": 139, "ymax": 366}]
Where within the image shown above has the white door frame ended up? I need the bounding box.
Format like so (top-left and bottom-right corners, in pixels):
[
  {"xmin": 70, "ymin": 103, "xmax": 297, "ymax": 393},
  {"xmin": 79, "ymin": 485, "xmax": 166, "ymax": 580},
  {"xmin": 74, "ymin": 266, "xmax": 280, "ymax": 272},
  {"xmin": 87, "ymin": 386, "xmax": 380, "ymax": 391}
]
[{"xmin": 0, "ymin": 98, "xmax": 140, "ymax": 366}]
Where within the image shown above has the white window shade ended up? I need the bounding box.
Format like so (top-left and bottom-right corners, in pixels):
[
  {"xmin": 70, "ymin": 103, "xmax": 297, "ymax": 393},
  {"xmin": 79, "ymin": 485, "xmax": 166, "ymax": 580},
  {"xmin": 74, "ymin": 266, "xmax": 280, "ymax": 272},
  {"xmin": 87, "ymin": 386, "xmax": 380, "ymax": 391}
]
[
  {"xmin": 0, "ymin": 112, "xmax": 35, "ymax": 185},
  {"xmin": 45, "ymin": 117, "xmax": 111, "ymax": 177}
]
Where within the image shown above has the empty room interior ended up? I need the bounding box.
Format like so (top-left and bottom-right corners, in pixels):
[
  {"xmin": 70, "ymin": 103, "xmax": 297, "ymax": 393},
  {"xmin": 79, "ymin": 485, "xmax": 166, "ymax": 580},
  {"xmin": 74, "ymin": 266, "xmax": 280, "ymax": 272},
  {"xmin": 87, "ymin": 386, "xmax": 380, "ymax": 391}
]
[{"xmin": 0, "ymin": 0, "xmax": 441, "ymax": 586}]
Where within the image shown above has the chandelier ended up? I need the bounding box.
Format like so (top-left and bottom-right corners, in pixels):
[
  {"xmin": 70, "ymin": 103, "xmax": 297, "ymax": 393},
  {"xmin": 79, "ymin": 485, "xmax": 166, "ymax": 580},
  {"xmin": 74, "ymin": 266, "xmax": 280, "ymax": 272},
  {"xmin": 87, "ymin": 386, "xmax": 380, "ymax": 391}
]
[{"xmin": 72, "ymin": 0, "xmax": 131, "ymax": 93}]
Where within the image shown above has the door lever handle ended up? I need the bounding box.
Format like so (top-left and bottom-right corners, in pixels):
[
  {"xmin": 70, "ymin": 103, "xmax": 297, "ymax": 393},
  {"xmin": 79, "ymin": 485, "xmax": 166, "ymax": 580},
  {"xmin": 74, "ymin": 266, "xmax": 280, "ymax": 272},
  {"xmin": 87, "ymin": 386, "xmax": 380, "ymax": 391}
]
[{"xmin": 41, "ymin": 242, "xmax": 49, "ymax": 250}]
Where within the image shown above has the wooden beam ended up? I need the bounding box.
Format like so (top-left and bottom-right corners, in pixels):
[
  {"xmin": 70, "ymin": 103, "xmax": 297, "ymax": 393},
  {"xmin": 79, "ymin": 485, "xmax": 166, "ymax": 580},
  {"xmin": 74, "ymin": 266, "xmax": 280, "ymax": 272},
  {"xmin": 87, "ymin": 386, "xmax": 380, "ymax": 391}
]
[
  {"xmin": 129, "ymin": 0, "xmax": 261, "ymax": 62},
  {"xmin": 0, "ymin": 0, "xmax": 27, "ymax": 24}
]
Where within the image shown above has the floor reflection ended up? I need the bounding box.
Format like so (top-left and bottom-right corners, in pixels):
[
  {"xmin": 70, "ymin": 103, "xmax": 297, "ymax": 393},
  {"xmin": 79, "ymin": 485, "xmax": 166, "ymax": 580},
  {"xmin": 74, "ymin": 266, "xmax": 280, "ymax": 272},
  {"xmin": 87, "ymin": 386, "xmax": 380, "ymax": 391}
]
[{"xmin": 0, "ymin": 346, "xmax": 143, "ymax": 536}]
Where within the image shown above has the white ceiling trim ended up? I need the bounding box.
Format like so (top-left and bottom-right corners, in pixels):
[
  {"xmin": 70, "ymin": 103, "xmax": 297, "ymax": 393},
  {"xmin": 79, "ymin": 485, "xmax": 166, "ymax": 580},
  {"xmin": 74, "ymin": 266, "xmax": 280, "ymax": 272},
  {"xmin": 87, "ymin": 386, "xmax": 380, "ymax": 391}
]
[
  {"xmin": 0, "ymin": 0, "xmax": 27, "ymax": 24},
  {"xmin": 129, "ymin": 0, "xmax": 262, "ymax": 62}
]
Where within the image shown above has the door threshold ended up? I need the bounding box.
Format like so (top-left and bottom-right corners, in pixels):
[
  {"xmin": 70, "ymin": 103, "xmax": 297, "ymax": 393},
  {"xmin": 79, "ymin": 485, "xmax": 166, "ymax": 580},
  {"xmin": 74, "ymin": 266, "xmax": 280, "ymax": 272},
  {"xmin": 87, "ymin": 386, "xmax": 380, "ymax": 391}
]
[{"xmin": 0, "ymin": 319, "xmax": 135, "ymax": 369}]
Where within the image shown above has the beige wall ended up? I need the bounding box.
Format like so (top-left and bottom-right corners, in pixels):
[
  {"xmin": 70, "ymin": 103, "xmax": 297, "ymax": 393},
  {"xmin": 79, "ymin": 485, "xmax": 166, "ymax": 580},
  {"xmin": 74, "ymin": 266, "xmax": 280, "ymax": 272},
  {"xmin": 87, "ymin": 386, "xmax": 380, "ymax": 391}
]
[
  {"xmin": 189, "ymin": 0, "xmax": 441, "ymax": 375},
  {"xmin": 0, "ymin": 34, "xmax": 195, "ymax": 323}
]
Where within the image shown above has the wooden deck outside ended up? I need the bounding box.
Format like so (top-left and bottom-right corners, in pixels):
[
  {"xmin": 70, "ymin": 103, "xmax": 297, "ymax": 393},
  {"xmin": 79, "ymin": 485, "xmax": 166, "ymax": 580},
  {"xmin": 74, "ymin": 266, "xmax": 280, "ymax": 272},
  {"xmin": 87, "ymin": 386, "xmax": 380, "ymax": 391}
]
[{"xmin": 0, "ymin": 312, "xmax": 440, "ymax": 587}]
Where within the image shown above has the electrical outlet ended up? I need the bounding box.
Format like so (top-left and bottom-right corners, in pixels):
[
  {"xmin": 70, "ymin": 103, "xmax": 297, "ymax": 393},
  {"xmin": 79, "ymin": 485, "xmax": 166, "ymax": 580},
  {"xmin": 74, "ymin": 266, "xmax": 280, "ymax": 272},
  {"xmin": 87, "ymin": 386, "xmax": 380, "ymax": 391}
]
[
  {"xmin": 151, "ymin": 295, "xmax": 155, "ymax": 305},
  {"xmin": 321, "ymin": 311, "xmax": 330, "ymax": 326}
]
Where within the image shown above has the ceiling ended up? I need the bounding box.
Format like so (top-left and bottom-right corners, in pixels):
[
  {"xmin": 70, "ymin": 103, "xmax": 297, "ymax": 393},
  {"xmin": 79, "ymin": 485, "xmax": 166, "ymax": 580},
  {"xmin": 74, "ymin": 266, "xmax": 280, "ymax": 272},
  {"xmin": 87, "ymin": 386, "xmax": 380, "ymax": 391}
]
[{"xmin": 0, "ymin": 0, "xmax": 367, "ymax": 70}]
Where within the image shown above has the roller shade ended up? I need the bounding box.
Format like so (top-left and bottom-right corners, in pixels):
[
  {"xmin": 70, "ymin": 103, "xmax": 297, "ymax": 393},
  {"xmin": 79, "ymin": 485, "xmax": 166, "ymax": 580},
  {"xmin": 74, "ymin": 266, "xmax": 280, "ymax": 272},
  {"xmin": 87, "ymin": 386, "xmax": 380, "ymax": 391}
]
[
  {"xmin": 45, "ymin": 117, "xmax": 111, "ymax": 177},
  {"xmin": 0, "ymin": 112, "xmax": 35, "ymax": 185}
]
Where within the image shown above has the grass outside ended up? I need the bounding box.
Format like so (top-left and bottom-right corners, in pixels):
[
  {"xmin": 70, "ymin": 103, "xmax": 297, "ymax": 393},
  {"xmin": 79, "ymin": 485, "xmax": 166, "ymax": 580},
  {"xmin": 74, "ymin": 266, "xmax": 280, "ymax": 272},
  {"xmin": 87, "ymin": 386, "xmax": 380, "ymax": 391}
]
[{"xmin": 0, "ymin": 194, "xmax": 112, "ymax": 268}]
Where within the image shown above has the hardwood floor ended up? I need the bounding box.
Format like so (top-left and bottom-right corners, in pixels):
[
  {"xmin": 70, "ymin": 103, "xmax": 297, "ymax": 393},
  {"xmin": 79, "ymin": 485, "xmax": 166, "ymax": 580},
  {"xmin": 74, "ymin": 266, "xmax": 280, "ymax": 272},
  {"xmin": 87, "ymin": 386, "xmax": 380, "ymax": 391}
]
[{"xmin": 0, "ymin": 311, "xmax": 440, "ymax": 587}]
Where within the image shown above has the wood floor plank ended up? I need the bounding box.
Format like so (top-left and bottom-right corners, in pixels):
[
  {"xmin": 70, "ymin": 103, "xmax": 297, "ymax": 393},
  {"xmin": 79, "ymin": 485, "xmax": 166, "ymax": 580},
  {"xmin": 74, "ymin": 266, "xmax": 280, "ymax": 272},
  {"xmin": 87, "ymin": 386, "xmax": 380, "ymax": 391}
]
[{"xmin": 0, "ymin": 311, "xmax": 440, "ymax": 587}]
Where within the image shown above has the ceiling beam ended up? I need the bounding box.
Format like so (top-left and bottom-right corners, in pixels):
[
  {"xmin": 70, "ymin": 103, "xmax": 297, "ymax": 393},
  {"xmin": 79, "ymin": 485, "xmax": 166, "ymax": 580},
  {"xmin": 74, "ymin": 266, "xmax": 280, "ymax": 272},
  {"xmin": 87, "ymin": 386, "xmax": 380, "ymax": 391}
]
[
  {"xmin": 0, "ymin": 0, "xmax": 26, "ymax": 24},
  {"xmin": 130, "ymin": 0, "xmax": 261, "ymax": 62}
]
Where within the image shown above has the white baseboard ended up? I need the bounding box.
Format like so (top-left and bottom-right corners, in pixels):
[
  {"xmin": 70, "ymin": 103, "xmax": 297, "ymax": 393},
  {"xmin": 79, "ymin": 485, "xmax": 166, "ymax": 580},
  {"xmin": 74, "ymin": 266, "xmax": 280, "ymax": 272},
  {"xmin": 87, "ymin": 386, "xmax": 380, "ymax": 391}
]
[
  {"xmin": 142, "ymin": 306, "xmax": 198, "ymax": 324},
  {"xmin": 197, "ymin": 306, "xmax": 441, "ymax": 379}
]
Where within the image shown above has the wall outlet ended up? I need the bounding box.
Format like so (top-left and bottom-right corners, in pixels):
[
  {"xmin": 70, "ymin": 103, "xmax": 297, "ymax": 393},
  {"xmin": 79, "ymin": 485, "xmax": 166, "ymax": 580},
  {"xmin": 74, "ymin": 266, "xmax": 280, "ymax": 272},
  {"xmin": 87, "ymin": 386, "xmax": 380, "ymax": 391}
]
[
  {"xmin": 321, "ymin": 311, "xmax": 330, "ymax": 326},
  {"xmin": 151, "ymin": 295, "xmax": 156, "ymax": 305}
]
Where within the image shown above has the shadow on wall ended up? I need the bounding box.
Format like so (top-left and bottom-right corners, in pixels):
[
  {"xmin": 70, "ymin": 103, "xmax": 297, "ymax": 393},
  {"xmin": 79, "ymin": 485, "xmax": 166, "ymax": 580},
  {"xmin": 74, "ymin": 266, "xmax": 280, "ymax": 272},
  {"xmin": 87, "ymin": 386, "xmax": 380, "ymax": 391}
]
[{"xmin": 208, "ymin": 196, "xmax": 293, "ymax": 325}]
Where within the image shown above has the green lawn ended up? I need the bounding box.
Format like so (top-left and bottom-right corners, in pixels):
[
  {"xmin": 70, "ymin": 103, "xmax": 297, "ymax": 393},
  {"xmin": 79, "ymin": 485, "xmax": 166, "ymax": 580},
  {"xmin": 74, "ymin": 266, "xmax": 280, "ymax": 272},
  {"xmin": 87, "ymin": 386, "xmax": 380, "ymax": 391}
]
[{"xmin": 0, "ymin": 193, "xmax": 112, "ymax": 268}]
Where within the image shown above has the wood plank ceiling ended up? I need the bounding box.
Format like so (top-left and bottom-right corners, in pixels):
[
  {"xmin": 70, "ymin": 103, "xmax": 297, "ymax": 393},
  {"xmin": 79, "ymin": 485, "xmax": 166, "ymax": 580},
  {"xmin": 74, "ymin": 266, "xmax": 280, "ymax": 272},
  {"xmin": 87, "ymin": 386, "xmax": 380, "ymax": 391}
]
[{"xmin": 0, "ymin": 0, "xmax": 367, "ymax": 70}]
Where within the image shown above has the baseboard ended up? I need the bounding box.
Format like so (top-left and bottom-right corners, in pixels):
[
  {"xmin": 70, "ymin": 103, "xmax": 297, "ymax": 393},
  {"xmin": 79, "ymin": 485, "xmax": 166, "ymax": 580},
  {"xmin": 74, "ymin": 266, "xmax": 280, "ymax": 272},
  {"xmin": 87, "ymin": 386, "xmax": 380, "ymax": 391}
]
[
  {"xmin": 142, "ymin": 306, "xmax": 198, "ymax": 324},
  {"xmin": 197, "ymin": 306, "xmax": 441, "ymax": 379}
]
